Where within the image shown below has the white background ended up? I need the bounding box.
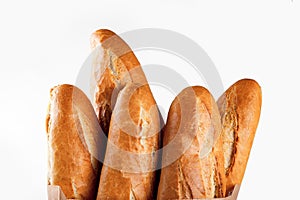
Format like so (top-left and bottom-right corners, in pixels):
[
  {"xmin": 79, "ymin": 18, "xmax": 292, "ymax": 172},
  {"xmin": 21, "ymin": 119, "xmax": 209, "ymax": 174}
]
[{"xmin": 0, "ymin": 0, "xmax": 299, "ymax": 199}]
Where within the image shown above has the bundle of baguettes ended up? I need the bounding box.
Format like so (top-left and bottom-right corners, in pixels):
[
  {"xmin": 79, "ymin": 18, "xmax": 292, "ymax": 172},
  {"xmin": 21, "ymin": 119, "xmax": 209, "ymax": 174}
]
[{"xmin": 45, "ymin": 29, "xmax": 262, "ymax": 200}]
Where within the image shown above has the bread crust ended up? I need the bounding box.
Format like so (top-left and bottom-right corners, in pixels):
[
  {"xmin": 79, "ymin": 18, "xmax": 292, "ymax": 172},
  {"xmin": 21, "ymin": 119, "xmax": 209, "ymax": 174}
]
[
  {"xmin": 46, "ymin": 84, "xmax": 103, "ymax": 200},
  {"xmin": 97, "ymin": 84, "xmax": 160, "ymax": 200},
  {"xmin": 217, "ymin": 79, "xmax": 262, "ymax": 194},
  {"xmin": 90, "ymin": 29, "xmax": 148, "ymax": 136},
  {"xmin": 91, "ymin": 29, "xmax": 162, "ymax": 199},
  {"xmin": 157, "ymin": 86, "xmax": 226, "ymax": 199}
]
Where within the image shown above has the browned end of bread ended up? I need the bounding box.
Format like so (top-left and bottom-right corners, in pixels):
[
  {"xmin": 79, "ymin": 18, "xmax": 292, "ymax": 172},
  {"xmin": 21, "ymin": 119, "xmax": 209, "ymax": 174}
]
[
  {"xmin": 157, "ymin": 86, "xmax": 226, "ymax": 199},
  {"xmin": 46, "ymin": 84, "xmax": 103, "ymax": 200},
  {"xmin": 90, "ymin": 29, "xmax": 148, "ymax": 137},
  {"xmin": 217, "ymin": 79, "xmax": 262, "ymax": 194}
]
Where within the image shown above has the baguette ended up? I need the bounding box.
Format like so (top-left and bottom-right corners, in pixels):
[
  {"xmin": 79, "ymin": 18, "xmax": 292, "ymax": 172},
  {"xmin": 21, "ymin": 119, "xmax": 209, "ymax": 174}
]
[
  {"xmin": 90, "ymin": 29, "xmax": 148, "ymax": 136},
  {"xmin": 97, "ymin": 83, "xmax": 161, "ymax": 199},
  {"xmin": 217, "ymin": 79, "xmax": 262, "ymax": 194},
  {"xmin": 157, "ymin": 86, "xmax": 226, "ymax": 199},
  {"xmin": 46, "ymin": 84, "xmax": 104, "ymax": 199}
]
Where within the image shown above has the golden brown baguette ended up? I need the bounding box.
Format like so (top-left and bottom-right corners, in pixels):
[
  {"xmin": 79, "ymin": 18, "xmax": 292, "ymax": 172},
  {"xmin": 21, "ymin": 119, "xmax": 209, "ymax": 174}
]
[
  {"xmin": 97, "ymin": 83, "xmax": 161, "ymax": 200},
  {"xmin": 46, "ymin": 84, "xmax": 104, "ymax": 200},
  {"xmin": 157, "ymin": 86, "xmax": 226, "ymax": 199},
  {"xmin": 217, "ymin": 79, "xmax": 262, "ymax": 194},
  {"xmin": 90, "ymin": 29, "xmax": 148, "ymax": 136}
]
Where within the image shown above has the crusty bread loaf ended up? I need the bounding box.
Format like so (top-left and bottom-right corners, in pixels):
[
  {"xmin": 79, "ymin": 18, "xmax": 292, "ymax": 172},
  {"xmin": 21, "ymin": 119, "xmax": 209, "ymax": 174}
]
[
  {"xmin": 157, "ymin": 86, "xmax": 226, "ymax": 199},
  {"xmin": 90, "ymin": 29, "xmax": 148, "ymax": 136},
  {"xmin": 217, "ymin": 79, "xmax": 262, "ymax": 194},
  {"xmin": 46, "ymin": 84, "xmax": 104, "ymax": 200},
  {"xmin": 97, "ymin": 83, "xmax": 161, "ymax": 200}
]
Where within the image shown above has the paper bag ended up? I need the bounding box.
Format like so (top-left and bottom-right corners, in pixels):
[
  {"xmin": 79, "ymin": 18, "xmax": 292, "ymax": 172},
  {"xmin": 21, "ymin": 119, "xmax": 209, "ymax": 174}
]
[{"xmin": 47, "ymin": 185, "xmax": 240, "ymax": 200}]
